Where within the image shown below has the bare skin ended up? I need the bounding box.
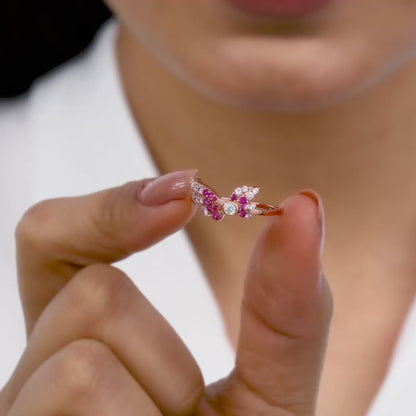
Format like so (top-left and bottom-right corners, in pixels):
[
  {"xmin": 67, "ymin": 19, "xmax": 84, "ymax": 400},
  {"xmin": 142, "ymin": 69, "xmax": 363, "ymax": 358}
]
[
  {"xmin": 3, "ymin": 1, "xmax": 416, "ymax": 416},
  {"xmin": 0, "ymin": 172, "xmax": 331, "ymax": 416},
  {"xmin": 117, "ymin": 22, "xmax": 416, "ymax": 416}
]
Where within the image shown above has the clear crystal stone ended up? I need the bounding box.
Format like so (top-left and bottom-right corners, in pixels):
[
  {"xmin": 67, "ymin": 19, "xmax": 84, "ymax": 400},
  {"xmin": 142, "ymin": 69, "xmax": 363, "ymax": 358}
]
[
  {"xmin": 253, "ymin": 187, "xmax": 260, "ymax": 195},
  {"xmin": 245, "ymin": 213, "xmax": 253, "ymax": 219},
  {"xmin": 202, "ymin": 207, "xmax": 210, "ymax": 216},
  {"xmin": 235, "ymin": 187, "xmax": 242, "ymax": 196},
  {"xmin": 246, "ymin": 191, "xmax": 254, "ymax": 200},
  {"xmin": 223, "ymin": 202, "xmax": 238, "ymax": 216},
  {"xmin": 242, "ymin": 185, "xmax": 249, "ymax": 193},
  {"xmin": 246, "ymin": 203, "xmax": 255, "ymax": 211}
]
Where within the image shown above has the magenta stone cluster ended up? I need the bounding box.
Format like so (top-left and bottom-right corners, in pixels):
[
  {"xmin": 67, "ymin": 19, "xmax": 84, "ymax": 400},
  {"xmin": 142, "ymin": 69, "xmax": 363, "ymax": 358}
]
[
  {"xmin": 202, "ymin": 188, "xmax": 223, "ymax": 221},
  {"xmin": 191, "ymin": 177, "xmax": 259, "ymax": 222},
  {"xmin": 201, "ymin": 188, "xmax": 252, "ymax": 221}
]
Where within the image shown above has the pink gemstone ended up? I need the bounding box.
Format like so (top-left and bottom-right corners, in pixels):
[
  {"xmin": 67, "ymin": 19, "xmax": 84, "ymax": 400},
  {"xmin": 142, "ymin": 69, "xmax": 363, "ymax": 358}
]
[
  {"xmin": 203, "ymin": 197, "xmax": 211, "ymax": 205},
  {"xmin": 208, "ymin": 204, "xmax": 218, "ymax": 213},
  {"xmin": 239, "ymin": 197, "xmax": 247, "ymax": 204},
  {"xmin": 203, "ymin": 189, "xmax": 210, "ymax": 196},
  {"xmin": 212, "ymin": 211, "xmax": 222, "ymax": 221},
  {"xmin": 239, "ymin": 209, "xmax": 247, "ymax": 218},
  {"xmin": 209, "ymin": 194, "xmax": 217, "ymax": 202},
  {"xmin": 231, "ymin": 194, "xmax": 237, "ymax": 201}
]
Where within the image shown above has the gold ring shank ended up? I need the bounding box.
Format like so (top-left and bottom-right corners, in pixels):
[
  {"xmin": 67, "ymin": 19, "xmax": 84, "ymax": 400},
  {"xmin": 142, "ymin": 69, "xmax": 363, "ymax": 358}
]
[{"xmin": 251, "ymin": 203, "xmax": 284, "ymax": 216}]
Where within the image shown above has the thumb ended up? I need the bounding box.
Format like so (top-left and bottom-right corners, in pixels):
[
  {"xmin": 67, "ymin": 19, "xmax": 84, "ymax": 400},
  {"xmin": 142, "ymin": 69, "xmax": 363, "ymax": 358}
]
[{"xmin": 233, "ymin": 191, "xmax": 332, "ymax": 416}]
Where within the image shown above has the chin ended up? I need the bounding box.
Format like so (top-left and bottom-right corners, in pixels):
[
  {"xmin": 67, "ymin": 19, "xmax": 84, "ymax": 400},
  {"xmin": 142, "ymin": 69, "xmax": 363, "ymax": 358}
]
[{"xmin": 167, "ymin": 36, "xmax": 400, "ymax": 113}]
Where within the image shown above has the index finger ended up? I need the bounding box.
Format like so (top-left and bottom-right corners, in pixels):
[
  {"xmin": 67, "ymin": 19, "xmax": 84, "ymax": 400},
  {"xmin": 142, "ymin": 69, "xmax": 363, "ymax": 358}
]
[{"xmin": 15, "ymin": 169, "xmax": 198, "ymax": 334}]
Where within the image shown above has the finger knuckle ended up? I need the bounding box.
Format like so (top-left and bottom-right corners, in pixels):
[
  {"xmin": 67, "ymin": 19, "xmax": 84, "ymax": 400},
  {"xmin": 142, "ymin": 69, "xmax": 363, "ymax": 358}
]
[
  {"xmin": 171, "ymin": 378, "xmax": 205, "ymax": 416},
  {"xmin": 52, "ymin": 339, "xmax": 117, "ymax": 404},
  {"xmin": 93, "ymin": 186, "xmax": 124, "ymax": 243},
  {"xmin": 15, "ymin": 199, "xmax": 58, "ymax": 250},
  {"xmin": 92, "ymin": 181, "xmax": 143, "ymax": 249},
  {"xmin": 66, "ymin": 263, "xmax": 136, "ymax": 330},
  {"xmin": 244, "ymin": 278, "xmax": 310, "ymax": 339}
]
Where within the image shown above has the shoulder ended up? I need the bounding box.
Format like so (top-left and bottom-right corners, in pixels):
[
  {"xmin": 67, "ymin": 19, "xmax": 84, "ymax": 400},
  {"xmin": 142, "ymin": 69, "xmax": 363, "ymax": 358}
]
[
  {"xmin": 0, "ymin": 18, "xmax": 139, "ymax": 193},
  {"xmin": 0, "ymin": 95, "xmax": 30, "ymax": 143},
  {"xmin": 0, "ymin": 18, "xmax": 119, "ymax": 148},
  {"xmin": 1, "ymin": 17, "xmax": 147, "ymax": 200},
  {"xmin": 27, "ymin": 18, "xmax": 119, "ymax": 116}
]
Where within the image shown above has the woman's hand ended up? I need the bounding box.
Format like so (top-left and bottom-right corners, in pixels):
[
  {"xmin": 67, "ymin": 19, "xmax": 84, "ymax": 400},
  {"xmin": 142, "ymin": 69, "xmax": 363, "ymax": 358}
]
[{"xmin": 0, "ymin": 169, "xmax": 333, "ymax": 416}]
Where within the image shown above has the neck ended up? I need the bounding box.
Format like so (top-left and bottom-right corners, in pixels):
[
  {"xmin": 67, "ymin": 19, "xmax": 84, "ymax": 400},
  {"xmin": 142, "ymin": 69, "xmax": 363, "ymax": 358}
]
[{"xmin": 117, "ymin": 23, "xmax": 416, "ymax": 299}]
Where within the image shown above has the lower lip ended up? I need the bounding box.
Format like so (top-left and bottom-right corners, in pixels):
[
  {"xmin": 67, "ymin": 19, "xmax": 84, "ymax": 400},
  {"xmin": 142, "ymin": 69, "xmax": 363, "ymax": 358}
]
[{"xmin": 223, "ymin": 0, "xmax": 334, "ymax": 17}]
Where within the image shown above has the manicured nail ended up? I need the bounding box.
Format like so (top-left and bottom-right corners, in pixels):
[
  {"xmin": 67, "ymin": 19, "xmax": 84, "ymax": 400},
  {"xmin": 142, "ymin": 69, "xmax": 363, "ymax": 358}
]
[
  {"xmin": 297, "ymin": 189, "xmax": 325, "ymax": 255},
  {"xmin": 297, "ymin": 189, "xmax": 323, "ymax": 223},
  {"xmin": 138, "ymin": 169, "xmax": 198, "ymax": 206}
]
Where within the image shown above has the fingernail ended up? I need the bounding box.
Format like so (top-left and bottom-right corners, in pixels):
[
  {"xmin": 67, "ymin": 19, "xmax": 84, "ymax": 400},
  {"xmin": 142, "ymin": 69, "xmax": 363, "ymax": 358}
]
[
  {"xmin": 297, "ymin": 189, "xmax": 325, "ymax": 256},
  {"xmin": 297, "ymin": 189, "xmax": 323, "ymax": 223},
  {"xmin": 138, "ymin": 169, "xmax": 198, "ymax": 206}
]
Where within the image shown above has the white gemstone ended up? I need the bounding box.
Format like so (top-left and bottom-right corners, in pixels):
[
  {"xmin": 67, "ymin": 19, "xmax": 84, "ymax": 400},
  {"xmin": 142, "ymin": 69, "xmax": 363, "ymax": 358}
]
[
  {"xmin": 246, "ymin": 191, "xmax": 254, "ymax": 200},
  {"xmin": 234, "ymin": 187, "xmax": 242, "ymax": 196},
  {"xmin": 242, "ymin": 185, "xmax": 249, "ymax": 193},
  {"xmin": 202, "ymin": 207, "xmax": 210, "ymax": 216},
  {"xmin": 245, "ymin": 213, "xmax": 253, "ymax": 220},
  {"xmin": 253, "ymin": 187, "xmax": 260, "ymax": 194},
  {"xmin": 246, "ymin": 203, "xmax": 255, "ymax": 211},
  {"xmin": 198, "ymin": 187, "xmax": 204, "ymax": 194},
  {"xmin": 223, "ymin": 202, "xmax": 238, "ymax": 216}
]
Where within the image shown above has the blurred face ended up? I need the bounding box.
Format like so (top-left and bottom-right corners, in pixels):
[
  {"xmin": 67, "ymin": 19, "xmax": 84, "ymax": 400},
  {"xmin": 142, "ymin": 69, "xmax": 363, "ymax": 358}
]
[{"xmin": 106, "ymin": 0, "xmax": 416, "ymax": 112}]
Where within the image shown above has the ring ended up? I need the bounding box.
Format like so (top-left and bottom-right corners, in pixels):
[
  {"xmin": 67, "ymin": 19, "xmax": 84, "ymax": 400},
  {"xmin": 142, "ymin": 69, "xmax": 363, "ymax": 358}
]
[{"xmin": 190, "ymin": 176, "xmax": 284, "ymax": 221}]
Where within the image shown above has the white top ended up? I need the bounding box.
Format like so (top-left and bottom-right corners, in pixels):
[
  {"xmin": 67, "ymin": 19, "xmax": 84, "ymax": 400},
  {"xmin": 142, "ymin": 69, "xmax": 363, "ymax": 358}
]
[{"xmin": 0, "ymin": 19, "xmax": 415, "ymax": 414}]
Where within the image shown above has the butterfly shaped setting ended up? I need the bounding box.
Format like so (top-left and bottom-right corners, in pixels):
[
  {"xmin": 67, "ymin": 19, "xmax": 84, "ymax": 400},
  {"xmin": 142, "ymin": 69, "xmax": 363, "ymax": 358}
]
[{"xmin": 190, "ymin": 177, "xmax": 260, "ymax": 221}]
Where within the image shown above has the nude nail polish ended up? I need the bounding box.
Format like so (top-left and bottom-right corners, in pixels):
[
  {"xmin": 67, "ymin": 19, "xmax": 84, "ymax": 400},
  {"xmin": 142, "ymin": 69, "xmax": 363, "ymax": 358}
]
[
  {"xmin": 297, "ymin": 189, "xmax": 324, "ymax": 223},
  {"xmin": 139, "ymin": 169, "xmax": 198, "ymax": 206},
  {"xmin": 298, "ymin": 189, "xmax": 325, "ymax": 256}
]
